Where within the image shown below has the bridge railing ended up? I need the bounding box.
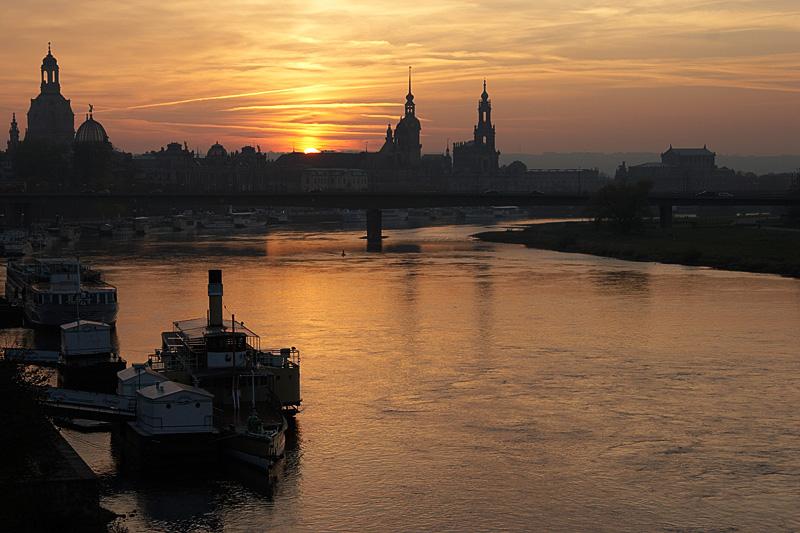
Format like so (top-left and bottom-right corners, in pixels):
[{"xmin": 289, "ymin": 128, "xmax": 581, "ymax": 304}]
[{"xmin": 45, "ymin": 386, "xmax": 136, "ymax": 413}]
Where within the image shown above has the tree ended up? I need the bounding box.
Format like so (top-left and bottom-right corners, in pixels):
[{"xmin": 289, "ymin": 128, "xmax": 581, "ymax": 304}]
[
  {"xmin": 585, "ymin": 180, "xmax": 653, "ymax": 234},
  {"xmin": 0, "ymin": 358, "xmax": 54, "ymax": 479}
]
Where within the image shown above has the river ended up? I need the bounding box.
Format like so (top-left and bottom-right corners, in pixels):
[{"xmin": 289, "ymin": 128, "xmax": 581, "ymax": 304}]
[{"xmin": 21, "ymin": 219, "xmax": 800, "ymax": 531}]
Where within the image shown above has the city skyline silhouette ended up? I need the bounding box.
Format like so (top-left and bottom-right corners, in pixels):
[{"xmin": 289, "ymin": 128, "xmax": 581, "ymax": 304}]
[{"xmin": 1, "ymin": 2, "xmax": 799, "ymax": 159}]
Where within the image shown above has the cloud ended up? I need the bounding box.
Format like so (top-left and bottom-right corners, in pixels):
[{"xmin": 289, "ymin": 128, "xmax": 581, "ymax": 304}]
[
  {"xmin": 118, "ymin": 86, "xmax": 327, "ymax": 111},
  {"xmin": 3, "ymin": 0, "xmax": 799, "ymax": 155}
]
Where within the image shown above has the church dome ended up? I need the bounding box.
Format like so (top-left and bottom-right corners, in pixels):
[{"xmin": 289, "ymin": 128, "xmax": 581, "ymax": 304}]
[
  {"xmin": 75, "ymin": 112, "xmax": 109, "ymax": 143},
  {"xmin": 207, "ymin": 142, "xmax": 227, "ymax": 157}
]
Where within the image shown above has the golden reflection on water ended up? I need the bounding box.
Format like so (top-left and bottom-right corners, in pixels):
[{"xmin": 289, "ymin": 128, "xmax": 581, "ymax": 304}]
[{"xmin": 28, "ymin": 223, "xmax": 800, "ymax": 531}]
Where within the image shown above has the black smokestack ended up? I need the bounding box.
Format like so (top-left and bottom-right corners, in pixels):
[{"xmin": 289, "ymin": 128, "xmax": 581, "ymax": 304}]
[{"xmin": 208, "ymin": 269, "xmax": 223, "ymax": 327}]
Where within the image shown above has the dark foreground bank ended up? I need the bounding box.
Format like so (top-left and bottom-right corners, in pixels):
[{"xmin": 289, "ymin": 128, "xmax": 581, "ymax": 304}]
[
  {"xmin": 473, "ymin": 220, "xmax": 800, "ymax": 279},
  {"xmin": 0, "ymin": 359, "xmax": 121, "ymax": 532}
]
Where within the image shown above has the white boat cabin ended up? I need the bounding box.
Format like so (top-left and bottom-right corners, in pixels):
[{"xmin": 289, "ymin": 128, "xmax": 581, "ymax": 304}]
[
  {"xmin": 61, "ymin": 320, "xmax": 112, "ymax": 355},
  {"xmin": 117, "ymin": 364, "xmax": 170, "ymax": 398},
  {"xmin": 135, "ymin": 381, "xmax": 214, "ymax": 435}
]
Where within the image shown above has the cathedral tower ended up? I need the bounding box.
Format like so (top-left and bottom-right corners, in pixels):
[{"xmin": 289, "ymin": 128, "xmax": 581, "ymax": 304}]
[
  {"xmin": 391, "ymin": 67, "xmax": 422, "ymax": 167},
  {"xmin": 8, "ymin": 114, "xmax": 20, "ymax": 152},
  {"xmin": 453, "ymin": 80, "xmax": 500, "ymax": 175},
  {"xmin": 26, "ymin": 43, "xmax": 75, "ymax": 145},
  {"xmin": 473, "ymin": 80, "xmax": 496, "ymax": 154}
]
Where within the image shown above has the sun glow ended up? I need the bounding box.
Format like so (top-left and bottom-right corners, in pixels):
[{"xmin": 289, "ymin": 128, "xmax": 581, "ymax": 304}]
[{"xmin": 304, "ymin": 147, "xmax": 320, "ymax": 154}]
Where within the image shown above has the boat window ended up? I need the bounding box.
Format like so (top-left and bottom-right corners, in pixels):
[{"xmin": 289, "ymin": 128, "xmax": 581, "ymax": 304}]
[{"xmin": 206, "ymin": 334, "xmax": 248, "ymax": 352}]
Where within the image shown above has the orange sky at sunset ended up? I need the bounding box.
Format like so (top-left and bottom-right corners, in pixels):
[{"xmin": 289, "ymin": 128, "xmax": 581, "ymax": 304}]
[{"xmin": 1, "ymin": 1, "xmax": 799, "ymax": 157}]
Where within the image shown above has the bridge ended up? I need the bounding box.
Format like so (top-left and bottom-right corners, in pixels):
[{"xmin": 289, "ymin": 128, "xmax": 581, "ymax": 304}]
[
  {"xmin": 44, "ymin": 386, "xmax": 136, "ymax": 422},
  {"xmin": 2, "ymin": 191, "xmax": 798, "ymax": 243}
]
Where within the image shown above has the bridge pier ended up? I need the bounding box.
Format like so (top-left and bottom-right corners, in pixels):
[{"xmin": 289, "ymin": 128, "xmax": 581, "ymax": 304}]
[
  {"xmin": 366, "ymin": 209, "xmax": 383, "ymax": 251},
  {"xmin": 659, "ymin": 204, "xmax": 673, "ymax": 228}
]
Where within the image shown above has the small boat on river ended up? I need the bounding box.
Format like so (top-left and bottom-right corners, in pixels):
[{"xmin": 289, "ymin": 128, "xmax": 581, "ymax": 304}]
[{"xmin": 4, "ymin": 257, "xmax": 119, "ymax": 327}]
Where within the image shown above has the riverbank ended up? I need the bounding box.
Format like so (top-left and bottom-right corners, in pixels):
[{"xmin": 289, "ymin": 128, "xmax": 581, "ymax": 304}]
[
  {"xmin": 473, "ymin": 219, "xmax": 800, "ymax": 279},
  {"xmin": 0, "ymin": 359, "xmax": 119, "ymax": 532}
]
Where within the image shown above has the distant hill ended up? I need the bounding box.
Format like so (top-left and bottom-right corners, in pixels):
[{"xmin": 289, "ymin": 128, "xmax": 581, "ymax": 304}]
[{"xmin": 500, "ymin": 153, "xmax": 800, "ymax": 178}]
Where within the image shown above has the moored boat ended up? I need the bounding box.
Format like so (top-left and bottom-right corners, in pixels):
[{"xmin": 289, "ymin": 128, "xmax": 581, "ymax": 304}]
[
  {"xmin": 232, "ymin": 211, "xmax": 268, "ymax": 228},
  {"xmin": 147, "ymin": 269, "xmax": 299, "ymax": 470},
  {"xmin": 112, "ymin": 372, "xmax": 218, "ymax": 467},
  {"xmin": 57, "ymin": 320, "xmax": 126, "ymax": 394},
  {"xmin": 4, "ymin": 257, "xmax": 119, "ymax": 327}
]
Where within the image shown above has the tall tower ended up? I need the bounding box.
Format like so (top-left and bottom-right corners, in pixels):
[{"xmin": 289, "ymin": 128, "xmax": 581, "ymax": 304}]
[
  {"xmin": 452, "ymin": 80, "xmax": 500, "ymax": 176},
  {"xmin": 473, "ymin": 80, "xmax": 496, "ymax": 153},
  {"xmin": 405, "ymin": 67, "xmax": 416, "ymax": 119},
  {"xmin": 391, "ymin": 67, "xmax": 422, "ymax": 167},
  {"xmin": 26, "ymin": 43, "xmax": 75, "ymax": 145},
  {"xmin": 8, "ymin": 113, "xmax": 20, "ymax": 152}
]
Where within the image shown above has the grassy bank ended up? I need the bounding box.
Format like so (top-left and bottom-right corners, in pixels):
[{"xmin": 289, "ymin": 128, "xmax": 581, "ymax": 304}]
[{"xmin": 473, "ymin": 219, "xmax": 800, "ymax": 279}]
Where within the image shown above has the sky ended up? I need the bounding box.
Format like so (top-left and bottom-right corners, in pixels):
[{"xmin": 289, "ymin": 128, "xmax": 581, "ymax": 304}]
[{"xmin": 1, "ymin": 1, "xmax": 799, "ymax": 157}]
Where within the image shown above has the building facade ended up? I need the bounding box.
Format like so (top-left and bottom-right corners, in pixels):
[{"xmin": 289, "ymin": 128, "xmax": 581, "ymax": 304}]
[{"xmin": 617, "ymin": 145, "xmax": 741, "ymax": 192}]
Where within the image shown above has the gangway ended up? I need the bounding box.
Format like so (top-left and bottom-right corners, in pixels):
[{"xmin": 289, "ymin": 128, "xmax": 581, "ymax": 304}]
[
  {"xmin": 2, "ymin": 347, "xmax": 60, "ymax": 365},
  {"xmin": 45, "ymin": 387, "xmax": 136, "ymax": 422}
]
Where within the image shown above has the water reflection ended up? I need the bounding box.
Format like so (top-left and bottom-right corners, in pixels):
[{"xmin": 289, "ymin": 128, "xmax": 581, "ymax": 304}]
[
  {"xmin": 591, "ymin": 269, "xmax": 651, "ymax": 295},
  {"xmin": 12, "ymin": 221, "xmax": 800, "ymax": 531}
]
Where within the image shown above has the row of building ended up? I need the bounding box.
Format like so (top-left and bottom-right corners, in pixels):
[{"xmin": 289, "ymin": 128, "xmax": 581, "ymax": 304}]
[
  {"xmin": 1, "ymin": 45, "xmax": 605, "ymax": 194},
  {"xmin": 6, "ymin": 44, "xmax": 791, "ymax": 196}
]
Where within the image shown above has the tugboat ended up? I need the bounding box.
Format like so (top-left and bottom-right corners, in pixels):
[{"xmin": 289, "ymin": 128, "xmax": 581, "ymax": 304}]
[
  {"xmin": 4, "ymin": 256, "xmax": 118, "ymax": 327},
  {"xmin": 147, "ymin": 269, "xmax": 299, "ymax": 470}
]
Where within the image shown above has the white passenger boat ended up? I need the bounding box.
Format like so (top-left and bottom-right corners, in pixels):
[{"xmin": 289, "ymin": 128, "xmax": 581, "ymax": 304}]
[
  {"xmin": 232, "ymin": 211, "xmax": 268, "ymax": 228},
  {"xmin": 200, "ymin": 216, "xmax": 235, "ymax": 229},
  {"xmin": 4, "ymin": 257, "xmax": 119, "ymax": 327}
]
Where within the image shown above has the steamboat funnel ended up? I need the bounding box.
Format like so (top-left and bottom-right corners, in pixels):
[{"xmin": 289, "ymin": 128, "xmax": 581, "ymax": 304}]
[{"xmin": 208, "ymin": 269, "xmax": 223, "ymax": 327}]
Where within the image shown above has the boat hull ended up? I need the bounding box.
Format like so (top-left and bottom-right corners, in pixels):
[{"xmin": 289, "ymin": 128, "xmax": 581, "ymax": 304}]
[
  {"xmin": 112, "ymin": 421, "xmax": 218, "ymax": 468},
  {"xmin": 218, "ymin": 420, "xmax": 287, "ymax": 471},
  {"xmin": 25, "ymin": 301, "xmax": 118, "ymax": 327},
  {"xmin": 57, "ymin": 356, "xmax": 127, "ymax": 394}
]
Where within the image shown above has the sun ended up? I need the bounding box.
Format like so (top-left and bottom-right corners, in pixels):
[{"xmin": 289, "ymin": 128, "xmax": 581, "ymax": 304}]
[{"xmin": 303, "ymin": 147, "xmax": 320, "ymax": 154}]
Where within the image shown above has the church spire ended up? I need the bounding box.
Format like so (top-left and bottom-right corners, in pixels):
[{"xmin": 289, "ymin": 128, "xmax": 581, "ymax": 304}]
[
  {"xmin": 405, "ymin": 66, "xmax": 415, "ymax": 118},
  {"xmin": 8, "ymin": 113, "xmax": 20, "ymax": 152}
]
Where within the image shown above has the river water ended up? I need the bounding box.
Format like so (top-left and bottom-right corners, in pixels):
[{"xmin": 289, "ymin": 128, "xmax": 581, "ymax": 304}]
[{"xmin": 23, "ymin": 219, "xmax": 800, "ymax": 531}]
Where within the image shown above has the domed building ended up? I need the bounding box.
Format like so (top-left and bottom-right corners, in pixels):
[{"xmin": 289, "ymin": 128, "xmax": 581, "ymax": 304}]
[
  {"xmin": 26, "ymin": 44, "xmax": 75, "ymax": 145},
  {"xmin": 379, "ymin": 68, "xmax": 421, "ymax": 169},
  {"xmin": 206, "ymin": 142, "xmax": 228, "ymax": 159},
  {"xmin": 75, "ymin": 105, "xmax": 109, "ymax": 144},
  {"xmin": 72, "ymin": 105, "xmax": 113, "ymax": 188}
]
